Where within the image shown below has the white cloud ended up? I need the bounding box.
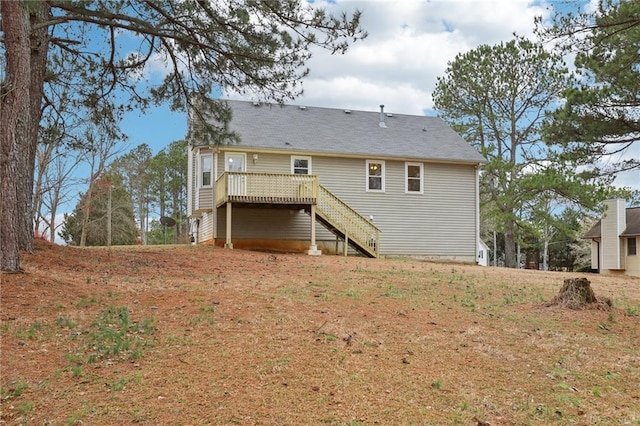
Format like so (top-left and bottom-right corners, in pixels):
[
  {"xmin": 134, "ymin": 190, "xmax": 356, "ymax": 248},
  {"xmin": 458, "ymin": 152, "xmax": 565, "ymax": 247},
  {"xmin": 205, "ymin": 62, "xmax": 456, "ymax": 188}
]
[{"xmin": 225, "ymin": 0, "xmax": 552, "ymax": 114}]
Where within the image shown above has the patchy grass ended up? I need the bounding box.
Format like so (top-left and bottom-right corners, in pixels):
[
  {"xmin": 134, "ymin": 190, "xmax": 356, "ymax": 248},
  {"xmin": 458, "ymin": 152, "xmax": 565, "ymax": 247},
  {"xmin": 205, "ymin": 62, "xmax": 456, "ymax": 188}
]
[{"xmin": 1, "ymin": 241, "xmax": 639, "ymax": 424}]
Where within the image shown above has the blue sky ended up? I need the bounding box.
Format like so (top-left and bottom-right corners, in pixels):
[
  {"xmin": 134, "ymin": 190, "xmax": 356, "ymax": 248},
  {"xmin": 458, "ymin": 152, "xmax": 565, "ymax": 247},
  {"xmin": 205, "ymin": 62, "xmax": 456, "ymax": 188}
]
[{"xmin": 120, "ymin": 104, "xmax": 187, "ymax": 155}]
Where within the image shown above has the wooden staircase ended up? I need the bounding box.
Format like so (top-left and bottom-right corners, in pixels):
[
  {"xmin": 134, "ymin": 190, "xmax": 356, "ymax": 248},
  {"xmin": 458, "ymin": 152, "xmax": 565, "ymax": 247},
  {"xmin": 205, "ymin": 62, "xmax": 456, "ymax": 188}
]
[{"xmin": 314, "ymin": 184, "xmax": 380, "ymax": 258}]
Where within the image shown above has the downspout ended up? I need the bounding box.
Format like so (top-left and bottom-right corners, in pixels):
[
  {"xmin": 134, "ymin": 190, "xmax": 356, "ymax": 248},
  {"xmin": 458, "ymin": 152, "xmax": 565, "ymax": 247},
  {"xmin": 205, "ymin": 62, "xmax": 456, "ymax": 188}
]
[
  {"xmin": 187, "ymin": 144, "xmax": 194, "ymax": 218},
  {"xmin": 213, "ymin": 150, "xmax": 218, "ymax": 240},
  {"xmin": 475, "ymin": 164, "xmax": 481, "ymax": 265}
]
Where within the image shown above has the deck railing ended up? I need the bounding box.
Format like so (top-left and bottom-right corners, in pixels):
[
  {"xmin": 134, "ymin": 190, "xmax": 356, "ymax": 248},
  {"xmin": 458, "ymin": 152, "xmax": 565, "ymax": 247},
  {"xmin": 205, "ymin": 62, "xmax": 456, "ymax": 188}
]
[
  {"xmin": 215, "ymin": 172, "xmax": 318, "ymax": 206},
  {"xmin": 316, "ymin": 185, "xmax": 380, "ymax": 258}
]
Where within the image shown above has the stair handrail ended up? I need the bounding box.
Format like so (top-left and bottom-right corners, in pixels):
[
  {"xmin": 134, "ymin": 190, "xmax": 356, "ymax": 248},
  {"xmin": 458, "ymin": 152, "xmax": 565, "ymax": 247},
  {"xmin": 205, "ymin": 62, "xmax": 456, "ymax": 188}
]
[{"xmin": 317, "ymin": 184, "xmax": 380, "ymax": 257}]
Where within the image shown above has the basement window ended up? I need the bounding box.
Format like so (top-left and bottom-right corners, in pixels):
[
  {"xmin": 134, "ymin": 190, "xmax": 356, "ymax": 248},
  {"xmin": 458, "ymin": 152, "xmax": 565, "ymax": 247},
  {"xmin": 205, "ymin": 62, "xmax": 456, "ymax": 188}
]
[{"xmin": 629, "ymin": 237, "xmax": 637, "ymax": 256}]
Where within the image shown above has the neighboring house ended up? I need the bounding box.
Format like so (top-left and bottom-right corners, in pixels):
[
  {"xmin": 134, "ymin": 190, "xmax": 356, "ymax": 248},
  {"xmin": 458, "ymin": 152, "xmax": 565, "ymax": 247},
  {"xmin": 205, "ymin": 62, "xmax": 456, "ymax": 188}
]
[
  {"xmin": 583, "ymin": 199, "xmax": 640, "ymax": 277},
  {"xmin": 477, "ymin": 239, "xmax": 490, "ymax": 267},
  {"xmin": 186, "ymin": 100, "xmax": 486, "ymax": 262}
]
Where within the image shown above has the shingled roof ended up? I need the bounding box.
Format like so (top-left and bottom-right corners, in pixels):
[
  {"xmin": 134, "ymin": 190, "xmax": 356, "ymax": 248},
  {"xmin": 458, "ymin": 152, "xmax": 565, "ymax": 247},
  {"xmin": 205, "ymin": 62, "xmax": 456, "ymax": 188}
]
[
  {"xmin": 583, "ymin": 207, "xmax": 640, "ymax": 238},
  {"xmin": 206, "ymin": 100, "xmax": 486, "ymax": 164}
]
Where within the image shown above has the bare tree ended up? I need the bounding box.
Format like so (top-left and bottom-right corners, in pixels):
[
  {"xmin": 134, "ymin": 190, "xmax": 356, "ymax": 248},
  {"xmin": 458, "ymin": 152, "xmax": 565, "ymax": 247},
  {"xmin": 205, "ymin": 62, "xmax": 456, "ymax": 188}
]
[{"xmin": 78, "ymin": 130, "xmax": 125, "ymax": 247}]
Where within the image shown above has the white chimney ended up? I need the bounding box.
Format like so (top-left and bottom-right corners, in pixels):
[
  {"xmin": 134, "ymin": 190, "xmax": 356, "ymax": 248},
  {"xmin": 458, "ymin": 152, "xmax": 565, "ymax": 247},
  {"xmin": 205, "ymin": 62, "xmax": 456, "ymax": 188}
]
[{"xmin": 602, "ymin": 198, "xmax": 626, "ymax": 270}]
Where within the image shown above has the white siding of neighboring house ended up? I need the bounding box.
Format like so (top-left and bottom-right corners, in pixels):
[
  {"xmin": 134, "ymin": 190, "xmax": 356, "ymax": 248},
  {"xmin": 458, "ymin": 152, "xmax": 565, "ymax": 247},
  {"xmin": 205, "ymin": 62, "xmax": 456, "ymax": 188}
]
[
  {"xmin": 477, "ymin": 240, "xmax": 489, "ymax": 267},
  {"xmin": 591, "ymin": 240, "xmax": 600, "ymax": 270},
  {"xmin": 601, "ymin": 199, "xmax": 626, "ymax": 270},
  {"xmin": 626, "ymin": 237, "xmax": 640, "ymax": 277}
]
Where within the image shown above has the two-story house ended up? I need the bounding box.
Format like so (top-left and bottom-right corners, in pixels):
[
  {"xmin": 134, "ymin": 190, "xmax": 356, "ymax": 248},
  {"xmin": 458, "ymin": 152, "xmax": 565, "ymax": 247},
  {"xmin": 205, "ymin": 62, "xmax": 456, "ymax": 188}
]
[{"xmin": 187, "ymin": 100, "xmax": 486, "ymax": 262}]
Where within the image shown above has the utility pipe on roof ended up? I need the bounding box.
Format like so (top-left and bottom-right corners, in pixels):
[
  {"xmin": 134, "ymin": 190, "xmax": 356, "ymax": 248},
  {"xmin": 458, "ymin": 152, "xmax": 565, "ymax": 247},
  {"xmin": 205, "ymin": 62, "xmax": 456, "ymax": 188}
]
[{"xmin": 379, "ymin": 105, "xmax": 387, "ymax": 128}]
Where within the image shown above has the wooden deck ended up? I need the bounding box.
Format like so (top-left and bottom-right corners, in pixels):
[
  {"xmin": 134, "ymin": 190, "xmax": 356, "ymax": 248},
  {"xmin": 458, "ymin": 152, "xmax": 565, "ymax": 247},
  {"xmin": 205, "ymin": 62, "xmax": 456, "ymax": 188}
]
[{"xmin": 214, "ymin": 172, "xmax": 379, "ymax": 257}]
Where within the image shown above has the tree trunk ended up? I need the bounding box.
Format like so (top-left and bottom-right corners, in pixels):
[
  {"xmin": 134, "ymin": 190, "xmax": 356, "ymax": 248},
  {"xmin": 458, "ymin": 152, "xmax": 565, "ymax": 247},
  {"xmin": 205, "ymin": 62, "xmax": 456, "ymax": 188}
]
[
  {"xmin": 1, "ymin": 1, "xmax": 31, "ymax": 271},
  {"xmin": 503, "ymin": 221, "xmax": 517, "ymax": 268},
  {"xmin": 0, "ymin": 1, "xmax": 50, "ymax": 271},
  {"xmin": 49, "ymin": 194, "xmax": 59, "ymax": 243},
  {"xmin": 20, "ymin": 2, "xmax": 50, "ymax": 251},
  {"xmin": 33, "ymin": 136, "xmax": 53, "ymax": 240},
  {"xmin": 107, "ymin": 185, "xmax": 112, "ymax": 247},
  {"xmin": 80, "ymin": 185, "xmax": 93, "ymax": 247}
]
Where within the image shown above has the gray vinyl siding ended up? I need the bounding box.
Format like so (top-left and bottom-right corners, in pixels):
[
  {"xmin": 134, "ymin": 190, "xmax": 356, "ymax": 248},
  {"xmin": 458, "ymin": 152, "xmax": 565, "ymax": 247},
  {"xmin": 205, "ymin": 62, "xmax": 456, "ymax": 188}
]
[
  {"xmin": 187, "ymin": 146, "xmax": 194, "ymax": 216},
  {"xmin": 314, "ymin": 156, "xmax": 477, "ymax": 257},
  {"xmin": 216, "ymin": 150, "xmax": 293, "ymax": 174},
  {"xmin": 212, "ymin": 150, "xmax": 477, "ymax": 258},
  {"xmin": 196, "ymin": 149, "xmax": 213, "ymax": 211},
  {"xmin": 217, "ymin": 208, "xmax": 310, "ymax": 238},
  {"xmin": 200, "ymin": 211, "xmax": 214, "ymax": 242}
]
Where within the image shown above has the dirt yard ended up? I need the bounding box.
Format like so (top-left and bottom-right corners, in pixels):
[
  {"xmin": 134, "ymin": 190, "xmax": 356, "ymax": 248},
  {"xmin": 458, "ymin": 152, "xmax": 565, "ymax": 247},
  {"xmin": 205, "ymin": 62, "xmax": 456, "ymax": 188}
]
[{"xmin": 1, "ymin": 240, "xmax": 639, "ymax": 425}]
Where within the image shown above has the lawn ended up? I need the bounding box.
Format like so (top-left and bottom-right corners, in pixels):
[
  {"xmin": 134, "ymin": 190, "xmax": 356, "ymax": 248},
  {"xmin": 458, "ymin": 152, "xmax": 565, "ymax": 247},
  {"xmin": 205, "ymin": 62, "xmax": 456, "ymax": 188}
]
[{"xmin": 1, "ymin": 240, "xmax": 639, "ymax": 425}]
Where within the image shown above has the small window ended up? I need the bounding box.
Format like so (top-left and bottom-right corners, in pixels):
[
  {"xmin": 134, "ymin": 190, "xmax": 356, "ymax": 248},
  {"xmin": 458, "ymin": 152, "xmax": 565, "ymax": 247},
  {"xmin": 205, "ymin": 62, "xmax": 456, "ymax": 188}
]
[
  {"xmin": 200, "ymin": 154, "xmax": 212, "ymax": 187},
  {"xmin": 366, "ymin": 160, "xmax": 385, "ymax": 192},
  {"xmin": 291, "ymin": 156, "xmax": 312, "ymax": 175},
  {"xmin": 629, "ymin": 237, "xmax": 637, "ymax": 256},
  {"xmin": 406, "ymin": 162, "xmax": 423, "ymax": 193}
]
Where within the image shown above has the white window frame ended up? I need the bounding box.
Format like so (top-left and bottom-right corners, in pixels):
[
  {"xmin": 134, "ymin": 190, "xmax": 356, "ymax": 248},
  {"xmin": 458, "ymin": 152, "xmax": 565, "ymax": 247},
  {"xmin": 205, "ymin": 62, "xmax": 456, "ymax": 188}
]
[
  {"xmin": 200, "ymin": 152, "xmax": 213, "ymax": 188},
  {"xmin": 366, "ymin": 160, "xmax": 385, "ymax": 192},
  {"xmin": 405, "ymin": 162, "xmax": 424, "ymax": 194},
  {"xmin": 224, "ymin": 152, "xmax": 247, "ymax": 172},
  {"xmin": 291, "ymin": 155, "xmax": 312, "ymax": 175}
]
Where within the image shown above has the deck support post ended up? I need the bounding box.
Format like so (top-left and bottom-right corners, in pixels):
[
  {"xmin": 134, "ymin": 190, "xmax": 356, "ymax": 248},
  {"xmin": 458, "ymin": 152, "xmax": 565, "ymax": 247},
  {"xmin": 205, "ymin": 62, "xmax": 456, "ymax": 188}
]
[
  {"xmin": 344, "ymin": 233, "xmax": 348, "ymax": 256},
  {"xmin": 225, "ymin": 203, "xmax": 233, "ymax": 249},
  {"xmin": 307, "ymin": 204, "xmax": 322, "ymax": 256}
]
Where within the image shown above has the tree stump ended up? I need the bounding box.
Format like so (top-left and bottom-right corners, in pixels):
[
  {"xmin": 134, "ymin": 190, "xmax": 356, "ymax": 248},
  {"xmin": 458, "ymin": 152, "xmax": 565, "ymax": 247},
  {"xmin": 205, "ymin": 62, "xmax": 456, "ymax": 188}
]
[{"xmin": 548, "ymin": 277, "xmax": 612, "ymax": 310}]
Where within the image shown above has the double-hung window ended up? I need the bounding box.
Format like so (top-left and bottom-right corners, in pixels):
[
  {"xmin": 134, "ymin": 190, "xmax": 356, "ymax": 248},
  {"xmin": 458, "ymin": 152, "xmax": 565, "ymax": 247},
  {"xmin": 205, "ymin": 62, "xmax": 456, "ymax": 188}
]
[
  {"xmin": 405, "ymin": 162, "xmax": 423, "ymax": 193},
  {"xmin": 292, "ymin": 156, "xmax": 312, "ymax": 175},
  {"xmin": 200, "ymin": 154, "xmax": 212, "ymax": 187},
  {"xmin": 366, "ymin": 160, "xmax": 385, "ymax": 192}
]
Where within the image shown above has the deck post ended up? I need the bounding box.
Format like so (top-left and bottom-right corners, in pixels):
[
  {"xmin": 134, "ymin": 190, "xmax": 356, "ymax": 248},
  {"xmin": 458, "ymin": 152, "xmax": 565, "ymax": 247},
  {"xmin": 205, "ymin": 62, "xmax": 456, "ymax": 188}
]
[
  {"xmin": 344, "ymin": 233, "xmax": 348, "ymax": 256},
  {"xmin": 307, "ymin": 204, "xmax": 322, "ymax": 256},
  {"xmin": 225, "ymin": 203, "xmax": 233, "ymax": 249}
]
